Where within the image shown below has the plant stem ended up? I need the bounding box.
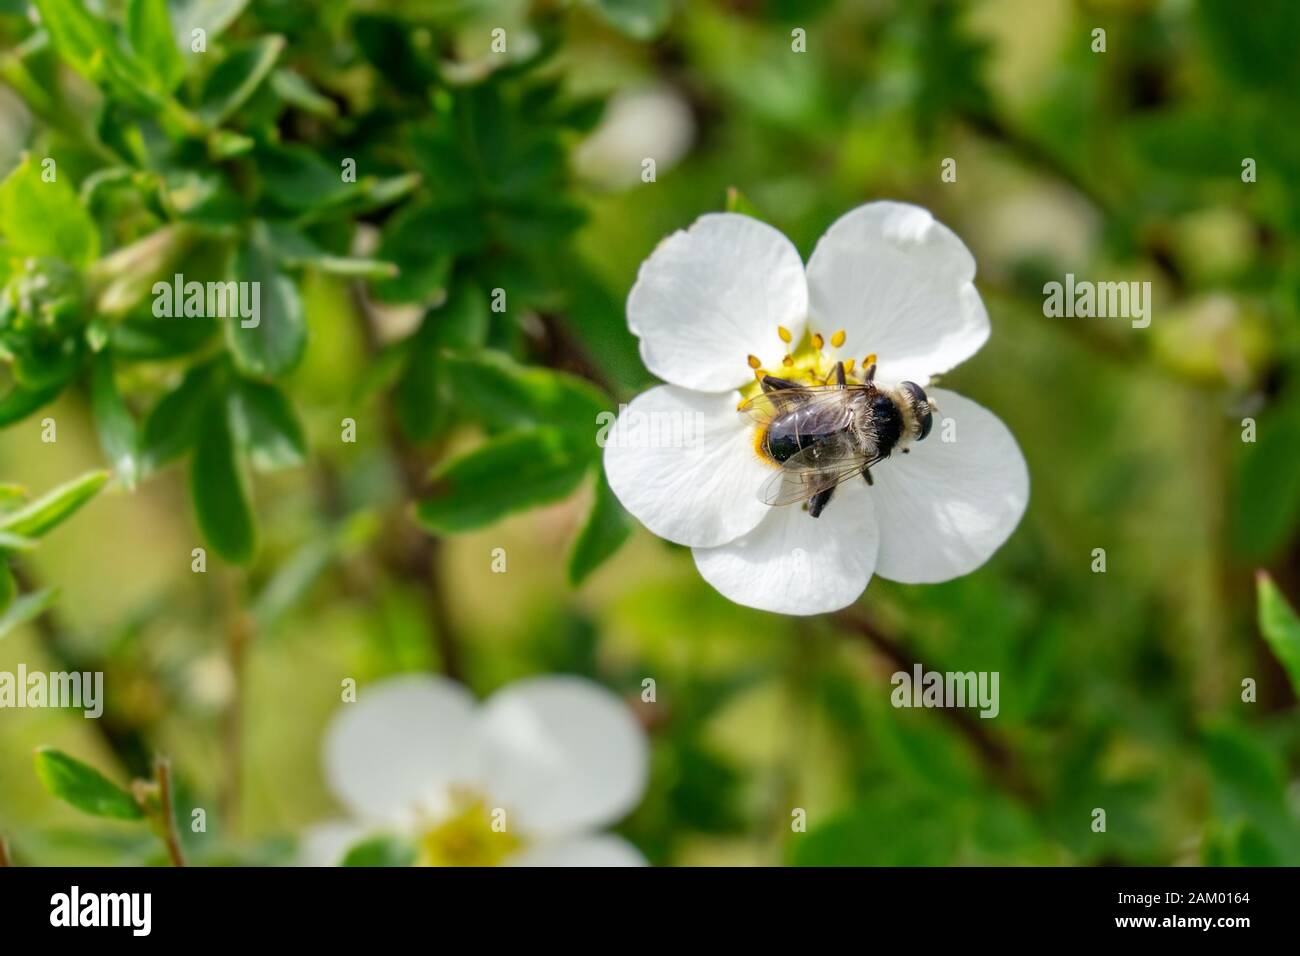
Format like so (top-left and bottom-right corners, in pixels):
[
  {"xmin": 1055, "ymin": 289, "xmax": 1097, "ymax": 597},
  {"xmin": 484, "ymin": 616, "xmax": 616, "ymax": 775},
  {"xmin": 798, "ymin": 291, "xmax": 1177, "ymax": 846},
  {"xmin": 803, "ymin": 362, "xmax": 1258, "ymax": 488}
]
[
  {"xmin": 349, "ymin": 280, "xmax": 465, "ymax": 681},
  {"xmin": 154, "ymin": 756, "xmax": 187, "ymax": 868},
  {"xmin": 834, "ymin": 608, "xmax": 1043, "ymax": 806}
]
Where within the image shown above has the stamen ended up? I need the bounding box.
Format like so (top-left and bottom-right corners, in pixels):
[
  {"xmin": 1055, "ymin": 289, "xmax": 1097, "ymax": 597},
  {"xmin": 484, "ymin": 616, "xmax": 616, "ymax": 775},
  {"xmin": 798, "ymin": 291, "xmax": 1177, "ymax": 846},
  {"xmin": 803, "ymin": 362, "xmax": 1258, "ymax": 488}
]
[
  {"xmin": 746, "ymin": 354, "xmax": 761, "ymax": 369},
  {"xmin": 864, "ymin": 353, "xmax": 877, "ymax": 367},
  {"xmin": 830, "ymin": 329, "xmax": 845, "ymax": 348},
  {"xmin": 782, "ymin": 354, "xmax": 794, "ymax": 367},
  {"xmin": 811, "ymin": 332, "xmax": 824, "ymax": 350},
  {"xmin": 753, "ymin": 368, "xmax": 766, "ymax": 380},
  {"xmin": 843, "ymin": 358, "xmax": 855, "ymax": 374},
  {"xmin": 777, "ymin": 326, "xmax": 792, "ymax": 344}
]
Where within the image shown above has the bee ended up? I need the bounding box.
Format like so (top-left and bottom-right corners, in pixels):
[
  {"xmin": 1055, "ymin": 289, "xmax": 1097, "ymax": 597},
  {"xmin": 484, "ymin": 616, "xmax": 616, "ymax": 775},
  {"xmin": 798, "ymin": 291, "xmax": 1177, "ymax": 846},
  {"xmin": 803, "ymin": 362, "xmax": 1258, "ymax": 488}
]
[{"xmin": 740, "ymin": 361, "xmax": 936, "ymax": 518}]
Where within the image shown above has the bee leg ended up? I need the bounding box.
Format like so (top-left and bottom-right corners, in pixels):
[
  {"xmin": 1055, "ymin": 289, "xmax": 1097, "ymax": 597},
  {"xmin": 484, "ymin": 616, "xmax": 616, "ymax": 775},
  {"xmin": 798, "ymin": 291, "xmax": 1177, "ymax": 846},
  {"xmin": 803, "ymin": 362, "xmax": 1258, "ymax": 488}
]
[
  {"xmin": 864, "ymin": 363, "xmax": 877, "ymax": 383},
  {"xmin": 761, "ymin": 375, "xmax": 801, "ymax": 393},
  {"xmin": 861, "ymin": 466, "xmax": 874, "ymax": 486},
  {"xmin": 834, "ymin": 361, "xmax": 846, "ymax": 387},
  {"xmin": 808, "ymin": 487, "xmax": 835, "ymax": 518}
]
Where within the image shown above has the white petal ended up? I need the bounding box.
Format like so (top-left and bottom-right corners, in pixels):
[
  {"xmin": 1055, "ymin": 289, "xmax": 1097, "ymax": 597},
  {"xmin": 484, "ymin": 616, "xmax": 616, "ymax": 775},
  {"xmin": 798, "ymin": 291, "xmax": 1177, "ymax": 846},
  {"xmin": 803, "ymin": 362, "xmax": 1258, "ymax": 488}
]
[
  {"xmin": 603, "ymin": 385, "xmax": 772, "ymax": 548},
  {"xmin": 323, "ymin": 675, "xmax": 480, "ymax": 822},
  {"xmin": 692, "ymin": 478, "xmax": 879, "ymax": 615},
  {"xmin": 508, "ymin": 834, "xmax": 648, "ymax": 867},
  {"xmin": 479, "ymin": 676, "xmax": 649, "ymax": 837},
  {"xmin": 627, "ymin": 213, "xmax": 808, "ymax": 391},
  {"xmin": 298, "ymin": 820, "xmax": 368, "ymax": 867},
  {"xmin": 870, "ymin": 388, "xmax": 1028, "ymax": 583},
  {"xmin": 805, "ymin": 201, "xmax": 989, "ymax": 383}
]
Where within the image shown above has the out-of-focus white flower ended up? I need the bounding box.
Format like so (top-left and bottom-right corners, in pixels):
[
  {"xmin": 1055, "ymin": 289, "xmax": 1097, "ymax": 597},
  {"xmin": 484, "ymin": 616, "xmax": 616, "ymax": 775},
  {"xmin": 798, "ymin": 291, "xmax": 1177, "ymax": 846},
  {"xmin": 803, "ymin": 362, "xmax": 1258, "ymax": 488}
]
[
  {"xmin": 603, "ymin": 202, "xmax": 1029, "ymax": 615},
  {"xmin": 303, "ymin": 674, "xmax": 649, "ymax": 867},
  {"xmin": 573, "ymin": 85, "xmax": 695, "ymax": 190}
]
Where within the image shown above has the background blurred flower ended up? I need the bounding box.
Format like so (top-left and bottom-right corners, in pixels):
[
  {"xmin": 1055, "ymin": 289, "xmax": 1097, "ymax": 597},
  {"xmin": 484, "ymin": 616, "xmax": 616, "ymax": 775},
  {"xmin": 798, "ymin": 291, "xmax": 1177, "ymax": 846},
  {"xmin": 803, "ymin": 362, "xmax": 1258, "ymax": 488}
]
[{"xmin": 303, "ymin": 674, "xmax": 649, "ymax": 866}]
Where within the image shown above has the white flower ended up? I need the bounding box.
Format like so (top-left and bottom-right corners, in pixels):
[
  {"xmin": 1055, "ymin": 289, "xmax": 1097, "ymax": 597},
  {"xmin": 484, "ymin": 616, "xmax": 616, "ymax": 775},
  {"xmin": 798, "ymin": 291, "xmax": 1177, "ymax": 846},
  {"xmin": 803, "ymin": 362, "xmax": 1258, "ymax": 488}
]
[
  {"xmin": 603, "ymin": 202, "xmax": 1029, "ymax": 616},
  {"xmin": 303, "ymin": 674, "xmax": 649, "ymax": 867}
]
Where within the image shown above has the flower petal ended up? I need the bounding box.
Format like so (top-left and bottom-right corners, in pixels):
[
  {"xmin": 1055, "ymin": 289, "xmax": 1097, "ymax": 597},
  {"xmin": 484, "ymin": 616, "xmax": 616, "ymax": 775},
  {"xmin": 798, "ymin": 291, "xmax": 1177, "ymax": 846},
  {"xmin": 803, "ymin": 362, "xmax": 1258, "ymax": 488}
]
[
  {"xmin": 298, "ymin": 820, "xmax": 369, "ymax": 867},
  {"xmin": 323, "ymin": 675, "xmax": 480, "ymax": 822},
  {"xmin": 479, "ymin": 676, "xmax": 648, "ymax": 837},
  {"xmin": 805, "ymin": 201, "xmax": 989, "ymax": 383},
  {"xmin": 870, "ymin": 388, "xmax": 1028, "ymax": 583},
  {"xmin": 603, "ymin": 385, "xmax": 772, "ymax": 548},
  {"xmin": 692, "ymin": 478, "xmax": 879, "ymax": 615},
  {"xmin": 627, "ymin": 213, "xmax": 808, "ymax": 391},
  {"xmin": 508, "ymin": 834, "xmax": 648, "ymax": 867}
]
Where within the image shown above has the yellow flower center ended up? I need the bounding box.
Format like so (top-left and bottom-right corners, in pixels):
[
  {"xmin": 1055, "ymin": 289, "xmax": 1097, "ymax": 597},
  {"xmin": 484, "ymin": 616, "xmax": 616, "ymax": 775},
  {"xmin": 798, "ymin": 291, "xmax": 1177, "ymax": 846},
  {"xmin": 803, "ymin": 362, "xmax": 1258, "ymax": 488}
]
[
  {"xmin": 416, "ymin": 795, "xmax": 522, "ymax": 867},
  {"xmin": 740, "ymin": 326, "xmax": 876, "ymax": 403}
]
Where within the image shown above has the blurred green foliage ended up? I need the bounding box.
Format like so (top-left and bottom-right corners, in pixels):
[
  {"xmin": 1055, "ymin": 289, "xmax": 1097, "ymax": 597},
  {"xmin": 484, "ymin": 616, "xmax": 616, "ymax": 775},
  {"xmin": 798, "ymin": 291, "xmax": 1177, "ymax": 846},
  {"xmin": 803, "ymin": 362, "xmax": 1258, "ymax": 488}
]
[{"xmin": 1, "ymin": 0, "xmax": 1299, "ymax": 867}]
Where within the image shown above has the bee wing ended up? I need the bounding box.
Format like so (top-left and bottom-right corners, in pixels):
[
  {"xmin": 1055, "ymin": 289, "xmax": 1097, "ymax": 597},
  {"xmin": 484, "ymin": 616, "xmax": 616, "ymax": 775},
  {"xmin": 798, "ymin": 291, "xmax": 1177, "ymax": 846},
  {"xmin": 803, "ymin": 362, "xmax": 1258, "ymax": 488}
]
[
  {"xmin": 759, "ymin": 436, "xmax": 879, "ymax": 507},
  {"xmin": 737, "ymin": 383, "xmax": 871, "ymax": 426}
]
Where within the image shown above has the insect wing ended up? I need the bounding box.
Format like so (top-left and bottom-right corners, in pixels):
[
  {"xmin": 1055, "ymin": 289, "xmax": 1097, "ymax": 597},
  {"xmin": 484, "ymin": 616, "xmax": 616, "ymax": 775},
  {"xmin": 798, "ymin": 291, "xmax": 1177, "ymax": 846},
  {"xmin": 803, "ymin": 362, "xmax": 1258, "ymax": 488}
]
[
  {"xmin": 737, "ymin": 383, "xmax": 869, "ymax": 426},
  {"xmin": 759, "ymin": 434, "xmax": 875, "ymax": 506}
]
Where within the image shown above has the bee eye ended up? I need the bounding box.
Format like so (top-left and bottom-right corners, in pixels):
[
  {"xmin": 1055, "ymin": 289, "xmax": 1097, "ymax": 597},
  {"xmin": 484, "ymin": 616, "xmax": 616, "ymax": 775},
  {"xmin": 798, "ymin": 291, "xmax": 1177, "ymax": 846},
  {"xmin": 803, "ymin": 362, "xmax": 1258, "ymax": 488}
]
[{"xmin": 899, "ymin": 381, "xmax": 933, "ymax": 441}]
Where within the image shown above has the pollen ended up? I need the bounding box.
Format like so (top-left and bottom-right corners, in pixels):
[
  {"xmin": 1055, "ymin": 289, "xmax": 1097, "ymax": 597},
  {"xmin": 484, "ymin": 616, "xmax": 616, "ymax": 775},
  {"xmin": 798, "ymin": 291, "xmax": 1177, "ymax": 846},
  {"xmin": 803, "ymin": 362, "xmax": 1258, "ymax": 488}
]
[
  {"xmin": 830, "ymin": 329, "xmax": 846, "ymax": 348},
  {"xmin": 746, "ymin": 354, "xmax": 761, "ymax": 368},
  {"xmin": 811, "ymin": 332, "xmax": 824, "ymax": 350},
  {"xmin": 777, "ymin": 326, "xmax": 792, "ymax": 343}
]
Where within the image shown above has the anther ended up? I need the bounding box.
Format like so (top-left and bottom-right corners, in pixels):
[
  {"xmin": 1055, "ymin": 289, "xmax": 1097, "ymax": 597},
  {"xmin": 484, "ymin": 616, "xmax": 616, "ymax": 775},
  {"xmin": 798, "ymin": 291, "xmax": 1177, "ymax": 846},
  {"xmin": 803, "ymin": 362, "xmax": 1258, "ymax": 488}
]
[
  {"xmin": 782, "ymin": 354, "xmax": 794, "ymax": 367},
  {"xmin": 811, "ymin": 333, "xmax": 824, "ymax": 350},
  {"xmin": 843, "ymin": 358, "xmax": 855, "ymax": 374},
  {"xmin": 777, "ymin": 326, "xmax": 792, "ymax": 344},
  {"xmin": 864, "ymin": 353, "xmax": 877, "ymax": 367},
  {"xmin": 830, "ymin": 329, "xmax": 845, "ymax": 348},
  {"xmin": 747, "ymin": 354, "xmax": 761, "ymax": 369}
]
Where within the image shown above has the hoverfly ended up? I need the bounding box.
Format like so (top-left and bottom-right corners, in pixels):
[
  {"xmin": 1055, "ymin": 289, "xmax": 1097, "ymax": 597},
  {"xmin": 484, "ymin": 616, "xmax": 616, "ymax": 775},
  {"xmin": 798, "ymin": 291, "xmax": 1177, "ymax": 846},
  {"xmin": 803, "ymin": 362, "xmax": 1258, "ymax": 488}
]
[{"xmin": 740, "ymin": 360, "xmax": 936, "ymax": 517}]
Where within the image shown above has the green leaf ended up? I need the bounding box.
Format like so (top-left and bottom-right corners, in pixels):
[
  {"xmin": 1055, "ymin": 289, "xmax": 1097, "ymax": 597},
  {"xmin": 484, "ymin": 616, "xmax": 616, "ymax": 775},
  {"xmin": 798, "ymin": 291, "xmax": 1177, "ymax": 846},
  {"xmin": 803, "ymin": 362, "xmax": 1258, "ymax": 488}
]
[
  {"xmin": 140, "ymin": 361, "xmax": 219, "ymax": 471},
  {"xmin": 0, "ymin": 382, "xmax": 63, "ymax": 427},
  {"xmin": 1257, "ymin": 573, "xmax": 1300, "ymax": 695},
  {"xmin": 0, "ymin": 471, "xmax": 109, "ymax": 539},
  {"xmin": 91, "ymin": 352, "xmax": 140, "ymax": 489},
  {"xmin": 32, "ymin": 0, "xmax": 159, "ymax": 108},
  {"xmin": 228, "ymin": 377, "xmax": 306, "ymax": 471},
  {"xmin": 270, "ymin": 69, "xmax": 337, "ymax": 118},
  {"xmin": 0, "ymin": 485, "xmax": 28, "ymax": 511},
  {"xmin": 393, "ymin": 285, "xmax": 488, "ymax": 442},
  {"xmin": 0, "ymin": 154, "xmax": 99, "ymax": 266},
  {"xmin": 416, "ymin": 429, "xmax": 588, "ymax": 533},
  {"xmin": 127, "ymin": 0, "xmax": 185, "ymax": 92},
  {"xmin": 0, "ymin": 586, "xmax": 59, "ymax": 640},
  {"xmin": 255, "ymin": 142, "xmax": 355, "ymax": 212},
  {"xmin": 568, "ymin": 468, "xmax": 633, "ymax": 585},
  {"xmin": 441, "ymin": 350, "xmax": 607, "ymax": 444},
  {"xmin": 198, "ymin": 36, "xmax": 285, "ymax": 126},
  {"xmin": 191, "ymin": 400, "xmax": 256, "ymax": 563},
  {"xmin": 339, "ymin": 834, "xmax": 416, "ymax": 867},
  {"xmin": 582, "ymin": 0, "xmax": 672, "ymax": 40},
  {"xmin": 262, "ymin": 223, "xmax": 396, "ymax": 279},
  {"xmin": 227, "ymin": 226, "xmax": 306, "ymax": 378},
  {"xmin": 33, "ymin": 748, "xmax": 144, "ymax": 820},
  {"xmin": 0, "ymin": 531, "xmax": 37, "ymax": 553},
  {"xmin": 167, "ymin": 0, "xmax": 250, "ymax": 49}
]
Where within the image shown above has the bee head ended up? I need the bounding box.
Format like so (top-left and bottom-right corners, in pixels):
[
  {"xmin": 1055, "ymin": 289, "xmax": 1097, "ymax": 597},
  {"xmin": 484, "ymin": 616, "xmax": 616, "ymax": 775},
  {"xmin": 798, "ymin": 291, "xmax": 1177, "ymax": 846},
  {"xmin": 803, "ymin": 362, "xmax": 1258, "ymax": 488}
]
[{"xmin": 898, "ymin": 381, "xmax": 934, "ymax": 441}]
